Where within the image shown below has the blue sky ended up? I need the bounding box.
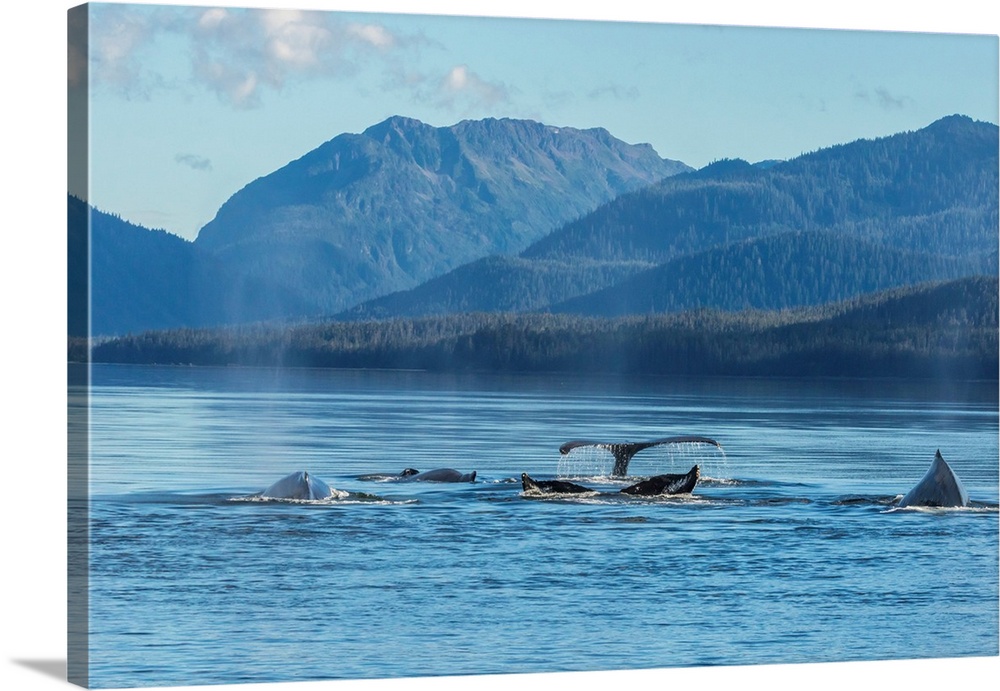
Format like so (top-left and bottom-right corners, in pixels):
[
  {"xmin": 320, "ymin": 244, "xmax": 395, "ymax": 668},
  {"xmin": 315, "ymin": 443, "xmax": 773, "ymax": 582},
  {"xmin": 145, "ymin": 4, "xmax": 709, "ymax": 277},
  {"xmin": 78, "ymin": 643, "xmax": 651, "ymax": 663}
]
[{"xmin": 73, "ymin": 1, "xmax": 999, "ymax": 240}]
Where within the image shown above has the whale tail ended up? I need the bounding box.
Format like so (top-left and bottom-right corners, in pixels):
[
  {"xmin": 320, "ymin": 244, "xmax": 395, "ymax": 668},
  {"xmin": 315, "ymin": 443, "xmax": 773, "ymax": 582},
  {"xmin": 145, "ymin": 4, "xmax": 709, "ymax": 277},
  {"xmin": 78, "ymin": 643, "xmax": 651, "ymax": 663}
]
[
  {"xmin": 559, "ymin": 436, "xmax": 720, "ymax": 476},
  {"xmin": 898, "ymin": 450, "xmax": 969, "ymax": 508}
]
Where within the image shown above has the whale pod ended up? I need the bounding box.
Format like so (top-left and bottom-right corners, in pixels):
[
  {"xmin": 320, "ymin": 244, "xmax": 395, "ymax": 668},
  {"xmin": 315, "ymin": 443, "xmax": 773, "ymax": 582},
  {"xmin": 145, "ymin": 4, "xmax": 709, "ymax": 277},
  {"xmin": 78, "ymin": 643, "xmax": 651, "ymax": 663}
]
[{"xmin": 898, "ymin": 451, "xmax": 969, "ymax": 508}]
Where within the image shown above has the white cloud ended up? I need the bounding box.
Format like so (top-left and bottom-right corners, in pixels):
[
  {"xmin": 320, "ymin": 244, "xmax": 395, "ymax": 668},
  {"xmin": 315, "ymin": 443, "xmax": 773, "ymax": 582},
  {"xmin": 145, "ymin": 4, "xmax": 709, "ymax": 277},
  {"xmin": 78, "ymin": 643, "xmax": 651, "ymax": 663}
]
[
  {"xmin": 87, "ymin": 5, "xmax": 161, "ymax": 97},
  {"xmin": 85, "ymin": 5, "xmax": 516, "ymax": 114},
  {"xmin": 445, "ymin": 65, "xmax": 472, "ymax": 90},
  {"xmin": 348, "ymin": 23, "xmax": 397, "ymax": 50},
  {"xmin": 196, "ymin": 8, "xmax": 228, "ymax": 31},
  {"xmin": 266, "ymin": 20, "xmax": 334, "ymax": 69},
  {"xmin": 437, "ymin": 64, "xmax": 512, "ymax": 111},
  {"xmin": 87, "ymin": 5, "xmax": 408, "ymax": 108},
  {"xmin": 192, "ymin": 52, "xmax": 261, "ymax": 109}
]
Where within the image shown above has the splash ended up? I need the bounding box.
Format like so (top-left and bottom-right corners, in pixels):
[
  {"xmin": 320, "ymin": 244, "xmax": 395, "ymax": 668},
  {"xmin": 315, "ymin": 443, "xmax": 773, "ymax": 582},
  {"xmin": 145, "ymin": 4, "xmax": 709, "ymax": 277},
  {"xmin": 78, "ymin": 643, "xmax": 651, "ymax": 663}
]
[
  {"xmin": 227, "ymin": 490, "xmax": 417, "ymax": 505},
  {"xmin": 882, "ymin": 502, "xmax": 999, "ymax": 514},
  {"xmin": 557, "ymin": 440, "xmax": 728, "ymax": 479}
]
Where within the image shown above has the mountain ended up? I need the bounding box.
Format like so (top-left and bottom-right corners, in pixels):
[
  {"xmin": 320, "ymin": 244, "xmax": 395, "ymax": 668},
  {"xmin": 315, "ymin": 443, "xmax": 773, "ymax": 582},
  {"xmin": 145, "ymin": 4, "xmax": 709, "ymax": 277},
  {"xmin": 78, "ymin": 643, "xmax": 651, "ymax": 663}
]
[
  {"xmin": 523, "ymin": 114, "xmax": 998, "ymax": 263},
  {"xmin": 344, "ymin": 115, "xmax": 997, "ymax": 319},
  {"xmin": 194, "ymin": 115, "xmax": 690, "ymax": 314},
  {"xmin": 77, "ymin": 114, "xmax": 997, "ymax": 336},
  {"xmin": 71, "ymin": 196, "xmax": 310, "ymax": 336}
]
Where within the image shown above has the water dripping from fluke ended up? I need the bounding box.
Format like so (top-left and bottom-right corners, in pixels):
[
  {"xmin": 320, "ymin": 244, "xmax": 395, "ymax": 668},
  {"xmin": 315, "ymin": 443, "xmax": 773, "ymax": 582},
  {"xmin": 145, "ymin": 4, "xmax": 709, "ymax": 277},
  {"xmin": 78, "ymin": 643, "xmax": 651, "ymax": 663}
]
[{"xmin": 557, "ymin": 436, "xmax": 728, "ymax": 479}]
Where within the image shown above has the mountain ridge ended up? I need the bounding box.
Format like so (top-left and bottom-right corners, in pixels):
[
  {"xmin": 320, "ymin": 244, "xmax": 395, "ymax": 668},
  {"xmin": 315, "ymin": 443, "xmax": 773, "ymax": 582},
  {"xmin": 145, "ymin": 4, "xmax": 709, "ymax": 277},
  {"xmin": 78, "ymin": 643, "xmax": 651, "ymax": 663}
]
[
  {"xmin": 343, "ymin": 114, "xmax": 997, "ymax": 320},
  {"xmin": 76, "ymin": 114, "xmax": 998, "ymax": 335},
  {"xmin": 193, "ymin": 114, "xmax": 690, "ymax": 314}
]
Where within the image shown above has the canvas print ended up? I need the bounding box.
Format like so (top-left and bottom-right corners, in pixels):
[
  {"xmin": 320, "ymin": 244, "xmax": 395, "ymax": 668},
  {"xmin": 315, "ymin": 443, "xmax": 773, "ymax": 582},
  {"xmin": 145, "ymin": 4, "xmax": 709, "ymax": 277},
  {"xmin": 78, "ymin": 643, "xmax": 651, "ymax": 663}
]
[{"xmin": 67, "ymin": 2, "xmax": 999, "ymax": 688}]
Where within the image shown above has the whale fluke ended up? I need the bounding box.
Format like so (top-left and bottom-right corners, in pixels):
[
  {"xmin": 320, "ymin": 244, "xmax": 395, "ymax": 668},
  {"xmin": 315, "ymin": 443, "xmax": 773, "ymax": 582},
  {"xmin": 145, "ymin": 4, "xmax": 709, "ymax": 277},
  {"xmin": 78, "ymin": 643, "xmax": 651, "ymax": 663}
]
[
  {"xmin": 898, "ymin": 450, "xmax": 969, "ymax": 508},
  {"xmin": 559, "ymin": 436, "xmax": 720, "ymax": 476},
  {"xmin": 620, "ymin": 465, "xmax": 700, "ymax": 496},
  {"xmin": 521, "ymin": 473, "xmax": 594, "ymax": 495},
  {"xmin": 260, "ymin": 471, "xmax": 342, "ymax": 500}
]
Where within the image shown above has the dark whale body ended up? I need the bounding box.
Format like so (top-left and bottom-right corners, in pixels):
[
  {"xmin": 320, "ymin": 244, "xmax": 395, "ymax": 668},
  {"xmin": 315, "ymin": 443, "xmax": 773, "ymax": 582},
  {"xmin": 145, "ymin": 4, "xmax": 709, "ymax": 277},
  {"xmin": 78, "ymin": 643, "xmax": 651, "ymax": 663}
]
[
  {"xmin": 560, "ymin": 436, "xmax": 720, "ymax": 476},
  {"xmin": 619, "ymin": 465, "xmax": 700, "ymax": 496},
  {"xmin": 401, "ymin": 468, "xmax": 477, "ymax": 483},
  {"xmin": 358, "ymin": 468, "xmax": 477, "ymax": 482},
  {"xmin": 898, "ymin": 450, "xmax": 969, "ymax": 508},
  {"xmin": 259, "ymin": 471, "xmax": 341, "ymax": 500},
  {"xmin": 521, "ymin": 473, "xmax": 595, "ymax": 494},
  {"xmin": 521, "ymin": 464, "xmax": 700, "ymax": 497}
]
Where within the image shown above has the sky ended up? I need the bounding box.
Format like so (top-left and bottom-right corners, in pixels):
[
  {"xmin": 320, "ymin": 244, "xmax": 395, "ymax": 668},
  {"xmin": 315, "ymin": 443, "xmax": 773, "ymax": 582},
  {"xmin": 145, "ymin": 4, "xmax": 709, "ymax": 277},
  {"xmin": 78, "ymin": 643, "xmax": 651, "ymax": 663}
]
[{"xmin": 71, "ymin": 1, "xmax": 999, "ymax": 240}]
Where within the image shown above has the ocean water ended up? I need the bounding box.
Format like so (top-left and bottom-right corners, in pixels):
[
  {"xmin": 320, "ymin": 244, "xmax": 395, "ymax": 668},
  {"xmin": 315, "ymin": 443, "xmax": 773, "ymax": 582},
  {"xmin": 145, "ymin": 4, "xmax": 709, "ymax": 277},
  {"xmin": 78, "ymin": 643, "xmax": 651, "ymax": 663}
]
[{"xmin": 76, "ymin": 364, "xmax": 998, "ymax": 688}]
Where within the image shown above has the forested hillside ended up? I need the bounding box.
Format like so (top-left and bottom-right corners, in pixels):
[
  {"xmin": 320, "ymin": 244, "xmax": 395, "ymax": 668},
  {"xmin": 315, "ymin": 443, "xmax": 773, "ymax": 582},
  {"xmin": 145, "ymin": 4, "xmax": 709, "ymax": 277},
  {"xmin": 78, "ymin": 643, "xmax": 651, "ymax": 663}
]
[
  {"xmin": 70, "ymin": 196, "xmax": 310, "ymax": 335},
  {"xmin": 552, "ymin": 230, "xmax": 995, "ymax": 316},
  {"xmin": 338, "ymin": 256, "xmax": 653, "ymax": 320},
  {"xmin": 85, "ymin": 277, "xmax": 997, "ymax": 380}
]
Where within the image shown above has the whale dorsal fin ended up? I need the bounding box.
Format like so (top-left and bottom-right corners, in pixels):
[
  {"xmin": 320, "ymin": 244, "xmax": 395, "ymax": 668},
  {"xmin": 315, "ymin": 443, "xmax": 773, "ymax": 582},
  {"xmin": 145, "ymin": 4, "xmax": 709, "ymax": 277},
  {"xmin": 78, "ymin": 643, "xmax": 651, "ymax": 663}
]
[{"xmin": 899, "ymin": 451, "xmax": 969, "ymax": 508}]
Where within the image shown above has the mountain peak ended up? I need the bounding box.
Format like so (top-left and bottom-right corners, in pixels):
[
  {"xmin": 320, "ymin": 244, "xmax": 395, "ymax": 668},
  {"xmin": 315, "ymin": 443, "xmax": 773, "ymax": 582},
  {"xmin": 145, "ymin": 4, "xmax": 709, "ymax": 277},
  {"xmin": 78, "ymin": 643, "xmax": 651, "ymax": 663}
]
[
  {"xmin": 362, "ymin": 115, "xmax": 434, "ymax": 141},
  {"xmin": 691, "ymin": 158, "xmax": 754, "ymax": 178},
  {"xmin": 923, "ymin": 113, "xmax": 997, "ymax": 138},
  {"xmin": 194, "ymin": 115, "xmax": 691, "ymax": 315}
]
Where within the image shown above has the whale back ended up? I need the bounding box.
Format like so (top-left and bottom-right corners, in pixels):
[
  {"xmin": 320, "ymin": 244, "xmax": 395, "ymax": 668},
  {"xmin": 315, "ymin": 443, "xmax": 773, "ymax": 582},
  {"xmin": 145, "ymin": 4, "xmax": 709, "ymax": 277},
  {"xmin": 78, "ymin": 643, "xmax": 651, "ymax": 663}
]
[
  {"xmin": 521, "ymin": 473, "xmax": 543, "ymax": 493},
  {"xmin": 520, "ymin": 473, "xmax": 593, "ymax": 494},
  {"xmin": 261, "ymin": 471, "xmax": 335, "ymax": 500},
  {"xmin": 620, "ymin": 465, "xmax": 700, "ymax": 496},
  {"xmin": 899, "ymin": 451, "xmax": 969, "ymax": 508},
  {"xmin": 404, "ymin": 468, "xmax": 477, "ymax": 483}
]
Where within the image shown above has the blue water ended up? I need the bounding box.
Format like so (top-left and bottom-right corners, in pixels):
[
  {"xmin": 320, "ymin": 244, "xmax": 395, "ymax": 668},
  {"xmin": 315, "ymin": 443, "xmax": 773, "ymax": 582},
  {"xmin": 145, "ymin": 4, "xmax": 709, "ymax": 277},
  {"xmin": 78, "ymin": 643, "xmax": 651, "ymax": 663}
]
[{"xmin": 78, "ymin": 364, "xmax": 999, "ymax": 688}]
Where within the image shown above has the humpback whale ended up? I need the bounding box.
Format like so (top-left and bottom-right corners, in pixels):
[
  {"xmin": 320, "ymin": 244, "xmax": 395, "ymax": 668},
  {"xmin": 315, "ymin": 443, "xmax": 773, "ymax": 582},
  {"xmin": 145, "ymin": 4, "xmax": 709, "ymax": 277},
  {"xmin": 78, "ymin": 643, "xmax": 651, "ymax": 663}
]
[
  {"xmin": 898, "ymin": 450, "xmax": 969, "ymax": 508},
  {"xmin": 402, "ymin": 468, "xmax": 477, "ymax": 483},
  {"xmin": 357, "ymin": 468, "xmax": 476, "ymax": 482},
  {"xmin": 559, "ymin": 436, "xmax": 720, "ymax": 476},
  {"xmin": 520, "ymin": 465, "xmax": 700, "ymax": 497},
  {"xmin": 619, "ymin": 465, "xmax": 700, "ymax": 496},
  {"xmin": 521, "ymin": 473, "xmax": 595, "ymax": 495},
  {"xmin": 259, "ymin": 471, "xmax": 344, "ymax": 500}
]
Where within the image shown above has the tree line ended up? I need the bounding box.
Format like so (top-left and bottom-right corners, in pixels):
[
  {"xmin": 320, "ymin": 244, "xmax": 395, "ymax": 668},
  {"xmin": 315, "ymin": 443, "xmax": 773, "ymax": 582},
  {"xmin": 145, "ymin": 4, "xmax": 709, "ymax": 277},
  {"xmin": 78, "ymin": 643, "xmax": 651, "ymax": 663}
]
[{"xmin": 79, "ymin": 277, "xmax": 998, "ymax": 381}]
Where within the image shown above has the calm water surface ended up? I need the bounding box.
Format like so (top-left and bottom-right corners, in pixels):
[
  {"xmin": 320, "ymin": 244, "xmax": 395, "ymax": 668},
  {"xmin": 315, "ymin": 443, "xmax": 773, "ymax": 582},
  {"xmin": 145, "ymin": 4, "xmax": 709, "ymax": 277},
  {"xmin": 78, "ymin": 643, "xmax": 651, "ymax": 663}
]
[{"xmin": 78, "ymin": 364, "xmax": 999, "ymax": 688}]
